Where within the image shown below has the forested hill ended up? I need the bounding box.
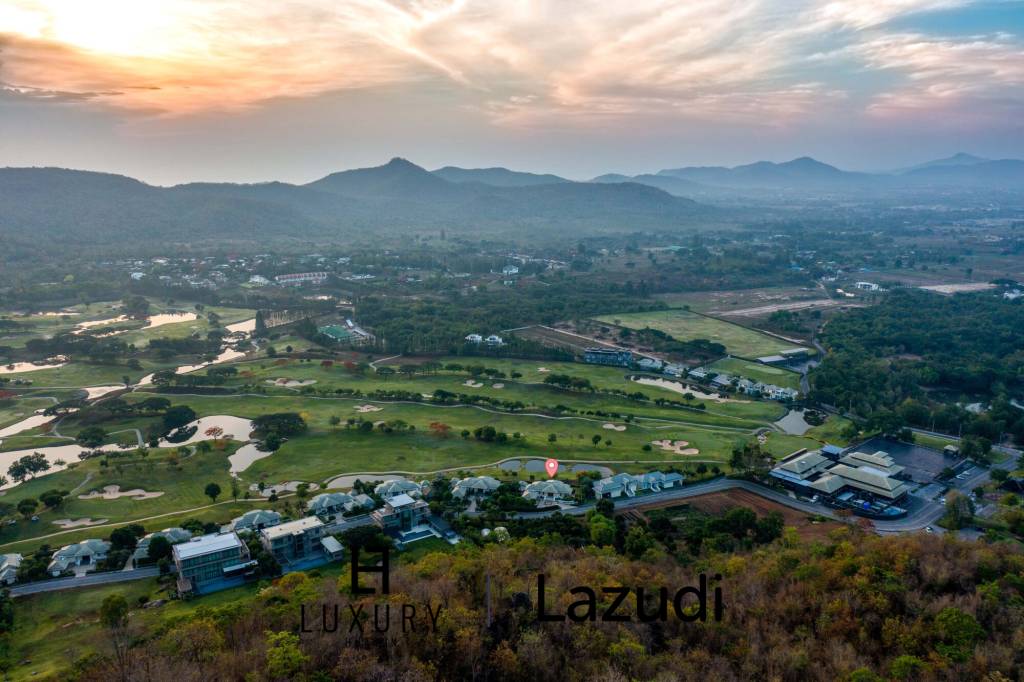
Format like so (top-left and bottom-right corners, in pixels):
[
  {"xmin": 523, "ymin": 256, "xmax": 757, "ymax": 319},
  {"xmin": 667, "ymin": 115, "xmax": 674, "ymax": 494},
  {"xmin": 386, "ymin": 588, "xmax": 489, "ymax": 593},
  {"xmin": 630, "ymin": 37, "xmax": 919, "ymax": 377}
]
[
  {"xmin": 810, "ymin": 288, "xmax": 1024, "ymax": 439},
  {"xmin": 66, "ymin": 531, "xmax": 1024, "ymax": 681},
  {"xmin": 0, "ymin": 160, "xmax": 712, "ymax": 249}
]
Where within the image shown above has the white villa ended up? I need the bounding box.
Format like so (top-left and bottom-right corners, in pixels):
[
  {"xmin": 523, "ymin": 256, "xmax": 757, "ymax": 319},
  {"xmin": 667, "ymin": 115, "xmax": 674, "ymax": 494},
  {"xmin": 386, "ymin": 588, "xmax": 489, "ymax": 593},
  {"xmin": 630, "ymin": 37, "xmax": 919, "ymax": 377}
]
[
  {"xmin": 521, "ymin": 479, "xmax": 573, "ymax": 504},
  {"xmin": 0, "ymin": 554, "xmax": 22, "ymax": 585},
  {"xmin": 451, "ymin": 476, "xmax": 501, "ymax": 499},
  {"xmin": 307, "ymin": 492, "xmax": 374, "ymax": 517},
  {"xmin": 374, "ymin": 479, "xmax": 422, "ymax": 500},
  {"xmin": 48, "ymin": 539, "xmax": 110, "ymax": 576},
  {"xmin": 592, "ymin": 471, "xmax": 685, "ymax": 499}
]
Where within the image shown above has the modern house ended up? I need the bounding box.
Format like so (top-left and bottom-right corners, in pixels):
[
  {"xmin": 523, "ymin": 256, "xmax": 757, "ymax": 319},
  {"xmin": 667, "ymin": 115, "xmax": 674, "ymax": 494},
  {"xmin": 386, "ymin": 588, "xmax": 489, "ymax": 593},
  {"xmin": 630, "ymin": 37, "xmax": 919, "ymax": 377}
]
[
  {"xmin": 593, "ymin": 471, "xmax": 685, "ymax": 498},
  {"xmin": 259, "ymin": 517, "xmax": 326, "ymax": 565},
  {"xmin": 48, "ymin": 539, "xmax": 111, "ymax": 577},
  {"xmin": 173, "ymin": 532, "xmax": 255, "ymax": 595},
  {"xmin": 501, "ymin": 265, "xmax": 520, "ymax": 276},
  {"xmin": 451, "ymin": 475, "xmax": 501, "ymax": 499},
  {"xmin": 583, "ymin": 347, "xmax": 633, "ymax": 367},
  {"xmin": 132, "ymin": 527, "xmax": 193, "ymax": 565},
  {"xmin": 0, "ymin": 554, "xmax": 22, "ymax": 585},
  {"xmin": 307, "ymin": 492, "xmax": 374, "ymax": 517},
  {"xmin": 485, "ymin": 334, "xmax": 504, "ymax": 346},
  {"xmin": 636, "ymin": 357, "xmax": 664, "ymax": 372},
  {"xmin": 464, "ymin": 333, "xmax": 483, "ymax": 344},
  {"xmin": 374, "ymin": 479, "xmax": 422, "ymax": 500},
  {"xmin": 228, "ymin": 509, "xmax": 282, "ymax": 534},
  {"xmin": 521, "ymin": 479, "xmax": 574, "ymax": 504},
  {"xmin": 371, "ymin": 493, "xmax": 431, "ymax": 534}
]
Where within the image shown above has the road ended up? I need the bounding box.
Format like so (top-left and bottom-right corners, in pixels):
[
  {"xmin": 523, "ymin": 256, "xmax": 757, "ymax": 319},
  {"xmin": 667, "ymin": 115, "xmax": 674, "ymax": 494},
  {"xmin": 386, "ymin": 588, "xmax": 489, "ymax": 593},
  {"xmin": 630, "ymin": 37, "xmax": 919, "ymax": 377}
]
[{"xmin": 10, "ymin": 566, "xmax": 161, "ymax": 597}]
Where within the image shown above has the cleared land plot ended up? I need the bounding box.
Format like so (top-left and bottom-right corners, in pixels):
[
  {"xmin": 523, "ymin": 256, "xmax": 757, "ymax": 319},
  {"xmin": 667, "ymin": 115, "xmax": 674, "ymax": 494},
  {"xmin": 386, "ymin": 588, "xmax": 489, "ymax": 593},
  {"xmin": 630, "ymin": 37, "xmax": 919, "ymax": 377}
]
[
  {"xmin": 682, "ymin": 489, "xmax": 839, "ymax": 540},
  {"xmin": 918, "ymin": 282, "xmax": 996, "ymax": 295},
  {"xmin": 709, "ymin": 357, "xmax": 802, "ymax": 390},
  {"xmin": 712, "ymin": 299, "xmax": 848, "ymax": 317},
  {"xmin": 510, "ymin": 325, "xmax": 621, "ymax": 353},
  {"xmin": 594, "ymin": 309, "xmax": 796, "ymax": 358},
  {"xmin": 653, "ymin": 287, "xmax": 823, "ymax": 314}
]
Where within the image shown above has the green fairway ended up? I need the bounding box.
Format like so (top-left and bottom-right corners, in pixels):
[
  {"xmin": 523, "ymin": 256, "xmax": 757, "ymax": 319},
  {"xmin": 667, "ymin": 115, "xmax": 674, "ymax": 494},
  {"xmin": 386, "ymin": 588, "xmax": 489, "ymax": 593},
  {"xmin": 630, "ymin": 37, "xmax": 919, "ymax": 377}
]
[
  {"xmin": 594, "ymin": 309, "xmax": 800, "ymax": 358},
  {"xmin": 709, "ymin": 357, "xmax": 802, "ymax": 390}
]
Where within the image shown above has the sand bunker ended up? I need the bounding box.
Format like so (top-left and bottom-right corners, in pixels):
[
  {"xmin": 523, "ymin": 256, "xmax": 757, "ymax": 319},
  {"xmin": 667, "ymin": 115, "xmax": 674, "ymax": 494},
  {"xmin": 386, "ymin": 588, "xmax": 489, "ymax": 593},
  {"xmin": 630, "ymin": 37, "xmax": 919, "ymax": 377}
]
[
  {"xmin": 492, "ymin": 383, "xmax": 505, "ymax": 389},
  {"xmin": 52, "ymin": 517, "xmax": 109, "ymax": 529},
  {"xmin": 83, "ymin": 385, "xmax": 124, "ymax": 400},
  {"xmin": 602, "ymin": 423, "xmax": 627, "ymax": 431},
  {"xmin": 463, "ymin": 380, "xmax": 484, "ymax": 388},
  {"xmin": 537, "ymin": 367, "xmax": 550, "ymax": 373},
  {"xmin": 631, "ymin": 377, "xmax": 750, "ymax": 404},
  {"xmin": 266, "ymin": 378, "xmax": 317, "ymax": 387},
  {"xmin": 159, "ymin": 415, "xmax": 254, "ymax": 446},
  {"xmin": 652, "ymin": 439, "xmax": 701, "ymax": 456},
  {"xmin": 354, "ymin": 404, "xmax": 383, "ymax": 413},
  {"xmin": 78, "ymin": 485, "xmax": 164, "ymax": 501}
]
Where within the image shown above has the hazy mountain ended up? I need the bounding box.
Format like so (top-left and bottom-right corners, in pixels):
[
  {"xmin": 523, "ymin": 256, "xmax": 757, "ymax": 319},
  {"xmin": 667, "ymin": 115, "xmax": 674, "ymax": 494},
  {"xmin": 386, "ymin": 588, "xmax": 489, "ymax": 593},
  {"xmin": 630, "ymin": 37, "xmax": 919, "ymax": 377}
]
[
  {"xmin": 901, "ymin": 152, "xmax": 989, "ymax": 173},
  {"xmin": 432, "ymin": 166, "xmax": 569, "ymax": 187},
  {"xmin": 0, "ymin": 159, "xmax": 711, "ymax": 246},
  {"xmin": 657, "ymin": 156, "xmax": 874, "ymax": 189},
  {"xmin": 307, "ymin": 157, "xmax": 463, "ymax": 200},
  {"xmin": 591, "ymin": 173, "xmax": 706, "ymax": 197},
  {"xmin": 901, "ymin": 159, "xmax": 1024, "ymax": 187}
]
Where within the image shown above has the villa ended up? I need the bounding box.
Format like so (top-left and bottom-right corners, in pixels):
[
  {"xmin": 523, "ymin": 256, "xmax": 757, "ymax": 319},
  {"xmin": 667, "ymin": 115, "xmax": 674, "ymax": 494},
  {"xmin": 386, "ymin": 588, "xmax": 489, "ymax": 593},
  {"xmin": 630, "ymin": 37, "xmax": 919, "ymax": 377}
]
[
  {"xmin": 173, "ymin": 533, "xmax": 255, "ymax": 596},
  {"xmin": 227, "ymin": 509, "xmax": 282, "ymax": 534},
  {"xmin": 259, "ymin": 517, "xmax": 327, "ymax": 565},
  {"xmin": 374, "ymin": 479, "xmax": 422, "ymax": 500},
  {"xmin": 307, "ymin": 492, "xmax": 374, "ymax": 517},
  {"xmin": 48, "ymin": 539, "xmax": 110, "ymax": 577},
  {"xmin": 451, "ymin": 475, "xmax": 501, "ymax": 498},
  {"xmin": 521, "ymin": 479, "xmax": 574, "ymax": 504},
  {"xmin": 0, "ymin": 554, "xmax": 22, "ymax": 585},
  {"xmin": 132, "ymin": 527, "xmax": 193, "ymax": 565},
  {"xmin": 593, "ymin": 471, "xmax": 685, "ymax": 499}
]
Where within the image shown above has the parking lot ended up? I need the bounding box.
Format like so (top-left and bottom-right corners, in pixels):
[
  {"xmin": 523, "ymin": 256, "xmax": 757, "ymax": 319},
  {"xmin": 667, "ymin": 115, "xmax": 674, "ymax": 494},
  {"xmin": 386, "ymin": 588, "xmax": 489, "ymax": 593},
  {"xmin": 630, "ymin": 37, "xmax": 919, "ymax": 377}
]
[{"xmin": 856, "ymin": 436, "xmax": 960, "ymax": 483}]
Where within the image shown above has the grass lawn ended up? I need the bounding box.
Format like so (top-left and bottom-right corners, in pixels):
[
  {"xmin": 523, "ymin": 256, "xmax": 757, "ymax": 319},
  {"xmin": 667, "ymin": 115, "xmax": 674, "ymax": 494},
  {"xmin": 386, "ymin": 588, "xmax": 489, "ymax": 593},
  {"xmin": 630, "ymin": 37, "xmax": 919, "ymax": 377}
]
[
  {"xmin": 593, "ymin": 309, "xmax": 800, "ymax": 358},
  {"xmin": 708, "ymin": 357, "xmax": 802, "ymax": 390},
  {"xmin": 803, "ymin": 415, "xmax": 856, "ymax": 446}
]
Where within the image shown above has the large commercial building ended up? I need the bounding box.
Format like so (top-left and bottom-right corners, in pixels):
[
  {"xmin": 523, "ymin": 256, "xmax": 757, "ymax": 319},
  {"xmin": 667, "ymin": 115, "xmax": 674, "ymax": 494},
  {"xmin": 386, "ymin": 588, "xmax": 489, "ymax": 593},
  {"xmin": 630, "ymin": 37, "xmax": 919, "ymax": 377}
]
[
  {"xmin": 583, "ymin": 348, "xmax": 633, "ymax": 367},
  {"xmin": 771, "ymin": 448, "xmax": 911, "ymax": 516}
]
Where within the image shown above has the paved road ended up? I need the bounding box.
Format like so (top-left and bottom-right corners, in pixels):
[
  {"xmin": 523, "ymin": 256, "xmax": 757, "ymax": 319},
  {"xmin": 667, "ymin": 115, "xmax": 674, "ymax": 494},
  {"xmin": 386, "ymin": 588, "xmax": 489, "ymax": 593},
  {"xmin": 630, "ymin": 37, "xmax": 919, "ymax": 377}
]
[{"xmin": 10, "ymin": 566, "xmax": 161, "ymax": 597}]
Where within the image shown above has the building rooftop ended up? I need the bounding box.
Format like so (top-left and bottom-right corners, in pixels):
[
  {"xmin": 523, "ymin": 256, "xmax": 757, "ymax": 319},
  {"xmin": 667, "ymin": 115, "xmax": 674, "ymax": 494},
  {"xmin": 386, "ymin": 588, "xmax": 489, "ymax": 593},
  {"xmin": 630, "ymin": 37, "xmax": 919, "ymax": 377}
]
[
  {"xmin": 174, "ymin": 533, "xmax": 243, "ymax": 561},
  {"xmin": 261, "ymin": 517, "xmax": 324, "ymax": 540},
  {"xmin": 387, "ymin": 493, "xmax": 417, "ymax": 509}
]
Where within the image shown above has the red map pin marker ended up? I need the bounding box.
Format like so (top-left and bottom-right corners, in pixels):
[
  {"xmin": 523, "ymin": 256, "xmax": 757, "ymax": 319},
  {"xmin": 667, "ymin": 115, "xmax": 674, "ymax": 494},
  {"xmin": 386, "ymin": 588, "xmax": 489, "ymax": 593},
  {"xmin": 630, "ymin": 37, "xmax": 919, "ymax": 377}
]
[{"xmin": 545, "ymin": 458, "xmax": 559, "ymax": 478}]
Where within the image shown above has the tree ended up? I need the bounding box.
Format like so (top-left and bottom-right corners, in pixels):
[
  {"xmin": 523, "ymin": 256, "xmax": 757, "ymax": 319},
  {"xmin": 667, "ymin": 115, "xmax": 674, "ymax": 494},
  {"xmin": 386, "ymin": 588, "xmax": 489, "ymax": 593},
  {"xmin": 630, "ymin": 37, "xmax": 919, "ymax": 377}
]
[
  {"xmin": 16, "ymin": 498, "xmax": 37, "ymax": 520},
  {"xmin": 934, "ymin": 606, "xmax": 984, "ymax": 662},
  {"xmin": 39, "ymin": 489, "xmax": 69, "ymax": 510},
  {"xmin": 624, "ymin": 526, "xmax": 654, "ymax": 559},
  {"xmin": 376, "ymin": 366, "xmax": 396, "ymax": 382},
  {"xmin": 100, "ymin": 593, "xmax": 131, "ymax": 680},
  {"xmin": 146, "ymin": 535, "xmax": 173, "ymax": 562},
  {"xmin": 264, "ymin": 631, "xmax": 309, "ymax": 680},
  {"xmin": 231, "ymin": 477, "xmax": 240, "ymax": 502},
  {"xmin": 429, "ymin": 422, "xmax": 452, "ymax": 438},
  {"xmin": 589, "ymin": 514, "xmax": 615, "ymax": 547},
  {"xmin": 163, "ymin": 404, "xmax": 197, "ymax": 431},
  {"xmin": 328, "ymin": 415, "xmax": 341, "ymax": 430},
  {"xmin": 76, "ymin": 426, "xmax": 108, "ymax": 448},
  {"xmin": 295, "ymin": 482, "xmax": 311, "ymax": 505},
  {"xmin": 591, "ymin": 434, "xmax": 602, "ymax": 446},
  {"xmin": 942, "ymin": 492, "xmax": 975, "ymax": 530},
  {"xmin": 204, "ymin": 482, "xmax": 222, "ymax": 503}
]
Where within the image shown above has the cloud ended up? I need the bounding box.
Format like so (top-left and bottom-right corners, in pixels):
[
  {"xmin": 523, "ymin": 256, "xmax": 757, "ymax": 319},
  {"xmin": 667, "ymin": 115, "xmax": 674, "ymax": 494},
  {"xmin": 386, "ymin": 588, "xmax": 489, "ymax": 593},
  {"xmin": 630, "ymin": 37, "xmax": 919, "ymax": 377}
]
[{"xmin": 0, "ymin": 0, "xmax": 1019, "ymax": 134}]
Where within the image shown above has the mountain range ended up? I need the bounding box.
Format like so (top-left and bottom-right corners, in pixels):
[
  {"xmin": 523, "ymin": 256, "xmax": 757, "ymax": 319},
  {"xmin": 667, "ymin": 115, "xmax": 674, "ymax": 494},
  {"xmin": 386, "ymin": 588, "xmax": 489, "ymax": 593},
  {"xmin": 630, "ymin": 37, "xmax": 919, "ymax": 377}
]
[
  {"xmin": 1, "ymin": 153, "xmax": 1020, "ymax": 248},
  {"xmin": 0, "ymin": 158, "xmax": 707, "ymax": 247}
]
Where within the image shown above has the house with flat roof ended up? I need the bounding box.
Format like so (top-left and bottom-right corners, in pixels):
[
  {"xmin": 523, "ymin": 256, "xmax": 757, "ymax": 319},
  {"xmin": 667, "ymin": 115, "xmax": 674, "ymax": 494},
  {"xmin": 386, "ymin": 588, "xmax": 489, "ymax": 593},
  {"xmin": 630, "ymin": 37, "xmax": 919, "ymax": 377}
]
[
  {"xmin": 0, "ymin": 554, "xmax": 22, "ymax": 585},
  {"xmin": 371, "ymin": 493, "xmax": 431, "ymax": 534},
  {"xmin": 260, "ymin": 517, "xmax": 326, "ymax": 565},
  {"xmin": 173, "ymin": 532, "xmax": 254, "ymax": 596},
  {"xmin": 228, "ymin": 509, "xmax": 281, "ymax": 534},
  {"xmin": 48, "ymin": 539, "xmax": 110, "ymax": 577}
]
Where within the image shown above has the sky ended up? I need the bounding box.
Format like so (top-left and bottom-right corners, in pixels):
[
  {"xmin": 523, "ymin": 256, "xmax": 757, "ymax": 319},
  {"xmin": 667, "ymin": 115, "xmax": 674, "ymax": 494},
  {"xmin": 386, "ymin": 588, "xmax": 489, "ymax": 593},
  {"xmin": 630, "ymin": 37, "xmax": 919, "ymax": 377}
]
[{"xmin": 1, "ymin": 0, "xmax": 1022, "ymax": 185}]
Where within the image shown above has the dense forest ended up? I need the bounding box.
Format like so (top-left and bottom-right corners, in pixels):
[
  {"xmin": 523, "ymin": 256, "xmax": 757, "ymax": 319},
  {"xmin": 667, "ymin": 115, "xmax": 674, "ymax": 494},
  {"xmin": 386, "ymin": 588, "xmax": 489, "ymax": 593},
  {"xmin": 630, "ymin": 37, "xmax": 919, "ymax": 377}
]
[
  {"xmin": 62, "ymin": 526, "xmax": 1024, "ymax": 681},
  {"xmin": 810, "ymin": 289, "xmax": 1024, "ymax": 441}
]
